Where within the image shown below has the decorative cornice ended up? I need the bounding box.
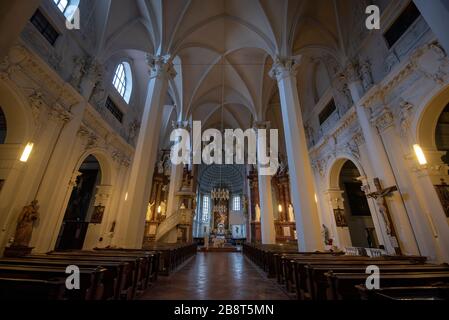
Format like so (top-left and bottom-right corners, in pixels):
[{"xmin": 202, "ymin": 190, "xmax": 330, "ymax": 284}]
[{"xmin": 371, "ymin": 107, "xmax": 395, "ymax": 132}]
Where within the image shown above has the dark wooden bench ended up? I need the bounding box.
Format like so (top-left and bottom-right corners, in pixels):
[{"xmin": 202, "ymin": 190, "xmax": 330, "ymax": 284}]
[
  {"xmin": 0, "ymin": 257, "xmax": 127, "ymax": 300},
  {"xmin": 356, "ymin": 284, "xmax": 449, "ymax": 300},
  {"xmin": 0, "ymin": 264, "xmax": 106, "ymax": 300},
  {"xmin": 306, "ymin": 263, "xmax": 449, "ymax": 300},
  {"xmin": 0, "ymin": 277, "xmax": 66, "ymax": 300},
  {"xmin": 47, "ymin": 251, "xmax": 146, "ymax": 299},
  {"xmin": 326, "ymin": 271, "xmax": 449, "ymax": 300}
]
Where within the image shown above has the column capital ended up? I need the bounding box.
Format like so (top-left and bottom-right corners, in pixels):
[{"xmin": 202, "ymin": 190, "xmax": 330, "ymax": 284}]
[
  {"xmin": 172, "ymin": 119, "xmax": 190, "ymax": 130},
  {"xmin": 146, "ymin": 54, "xmax": 177, "ymax": 79},
  {"xmin": 252, "ymin": 120, "xmax": 271, "ymax": 130},
  {"xmin": 343, "ymin": 62, "xmax": 361, "ymax": 83},
  {"xmin": 269, "ymin": 56, "xmax": 302, "ymax": 81}
]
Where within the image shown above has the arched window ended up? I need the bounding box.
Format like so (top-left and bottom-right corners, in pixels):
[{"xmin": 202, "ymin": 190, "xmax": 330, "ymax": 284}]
[
  {"xmin": 232, "ymin": 195, "xmax": 241, "ymax": 211},
  {"xmin": 202, "ymin": 195, "xmax": 210, "ymax": 223},
  {"xmin": 0, "ymin": 106, "xmax": 6, "ymax": 144},
  {"xmin": 53, "ymin": 0, "xmax": 79, "ymax": 19},
  {"xmin": 112, "ymin": 62, "xmax": 133, "ymax": 103}
]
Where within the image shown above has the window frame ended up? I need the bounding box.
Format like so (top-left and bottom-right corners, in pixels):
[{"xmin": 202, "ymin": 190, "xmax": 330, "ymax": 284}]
[
  {"xmin": 112, "ymin": 62, "xmax": 133, "ymax": 104},
  {"xmin": 52, "ymin": 0, "xmax": 79, "ymax": 20},
  {"xmin": 232, "ymin": 195, "xmax": 241, "ymax": 211},
  {"xmin": 202, "ymin": 195, "xmax": 210, "ymax": 223}
]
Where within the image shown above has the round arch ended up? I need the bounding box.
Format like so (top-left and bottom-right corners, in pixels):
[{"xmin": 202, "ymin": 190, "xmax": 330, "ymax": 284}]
[
  {"xmin": 74, "ymin": 149, "xmax": 115, "ymax": 186},
  {"xmin": 0, "ymin": 80, "xmax": 33, "ymax": 144},
  {"xmin": 414, "ymin": 84, "xmax": 449, "ymax": 150},
  {"xmin": 327, "ymin": 156, "xmax": 366, "ymax": 190}
]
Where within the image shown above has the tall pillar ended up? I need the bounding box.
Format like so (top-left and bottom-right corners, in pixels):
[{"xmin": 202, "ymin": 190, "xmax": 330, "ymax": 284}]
[
  {"xmin": 0, "ymin": 0, "xmax": 41, "ymax": 59},
  {"xmin": 258, "ymin": 172, "xmax": 276, "ymax": 244},
  {"xmin": 345, "ymin": 63, "xmax": 419, "ymax": 255},
  {"xmin": 413, "ymin": 150, "xmax": 449, "ymax": 262},
  {"xmin": 270, "ymin": 58, "xmax": 323, "ymax": 251},
  {"xmin": 118, "ymin": 56, "xmax": 176, "ymax": 248},
  {"xmin": 414, "ymin": 0, "xmax": 449, "ymax": 55}
]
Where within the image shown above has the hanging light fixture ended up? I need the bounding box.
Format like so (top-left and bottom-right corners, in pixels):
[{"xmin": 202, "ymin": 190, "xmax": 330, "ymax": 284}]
[{"xmin": 211, "ymin": 55, "xmax": 230, "ymax": 210}]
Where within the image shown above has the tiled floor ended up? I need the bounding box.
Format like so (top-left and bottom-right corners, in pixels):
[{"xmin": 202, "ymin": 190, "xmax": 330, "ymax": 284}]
[{"xmin": 141, "ymin": 252, "xmax": 291, "ymax": 300}]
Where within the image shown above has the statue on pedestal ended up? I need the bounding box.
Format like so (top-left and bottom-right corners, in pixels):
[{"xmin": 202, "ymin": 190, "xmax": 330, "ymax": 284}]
[
  {"xmin": 288, "ymin": 204, "xmax": 295, "ymax": 222},
  {"xmin": 255, "ymin": 204, "xmax": 261, "ymax": 222},
  {"xmin": 146, "ymin": 201, "xmax": 155, "ymax": 221},
  {"xmin": 12, "ymin": 200, "xmax": 40, "ymax": 248}
]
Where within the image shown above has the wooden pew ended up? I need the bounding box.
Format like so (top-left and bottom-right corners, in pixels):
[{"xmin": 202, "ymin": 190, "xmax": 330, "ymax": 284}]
[
  {"xmin": 0, "ymin": 264, "xmax": 106, "ymax": 300},
  {"xmin": 289, "ymin": 255, "xmax": 425, "ymax": 298},
  {"xmin": 356, "ymin": 284, "xmax": 449, "ymax": 300},
  {"xmin": 94, "ymin": 248, "xmax": 160, "ymax": 283},
  {"xmin": 0, "ymin": 277, "xmax": 66, "ymax": 300},
  {"xmin": 326, "ymin": 271, "xmax": 449, "ymax": 300},
  {"xmin": 306, "ymin": 263, "xmax": 449, "ymax": 300},
  {"xmin": 0, "ymin": 257, "xmax": 127, "ymax": 300},
  {"xmin": 47, "ymin": 251, "xmax": 146, "ymax": 299}
]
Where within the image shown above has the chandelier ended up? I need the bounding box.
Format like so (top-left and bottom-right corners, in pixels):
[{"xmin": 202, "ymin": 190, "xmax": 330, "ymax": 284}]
[{"xmin": 211, "ymin": 188, "xmax": 229, "ymax": 200}]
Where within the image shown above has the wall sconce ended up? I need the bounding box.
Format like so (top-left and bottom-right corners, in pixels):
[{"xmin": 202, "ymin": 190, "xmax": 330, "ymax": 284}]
[
  {"xmin": 278, "ymin": 204, "xmax": 283, "ymax": 213},
  {"xmin": 413, "ymin": 144, "xmax": 427, "ymax": 165},
  {"xmin": 314, "ymin": 194, "xmax": 318, "ymax": 203},
  {"xmin": 158, "ymin": 205, "xmax": 162, "ymax": 214},
  {"xmin": 124, "ymin": 192, "xmax": 129, "ymax": 201},
  {"xmin": 20, "ymin": 143, "xmax": 34, "ymax": 162}
]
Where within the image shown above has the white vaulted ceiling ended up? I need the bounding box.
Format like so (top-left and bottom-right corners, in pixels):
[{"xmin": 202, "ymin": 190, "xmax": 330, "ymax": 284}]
[{"xmin": 90, "ymin": 0, "xmax": 349, "ymax": 133}]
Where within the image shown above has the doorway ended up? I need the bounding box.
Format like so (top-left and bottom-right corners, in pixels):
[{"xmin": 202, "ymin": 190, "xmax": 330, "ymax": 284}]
[
  {"xmin": 339, "ymin": 160, "xmax": 378, "ymax": 248},
  {"xmin": 55, "ymin": 155, "xmax": 101, "ymax": 250}
]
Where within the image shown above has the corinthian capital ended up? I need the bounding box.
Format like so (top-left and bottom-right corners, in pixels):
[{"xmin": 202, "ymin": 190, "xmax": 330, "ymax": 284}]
[
  {"xmin": 344, "ymin": 62, "xmax": 361, "ymax": 83},
  {"xmin": 146, "ymin": 54, "xmax": 177, "ymax": 79},
  {"xmin": 269, "ymin": 56, "xmax": 301, "ymax": 81}
]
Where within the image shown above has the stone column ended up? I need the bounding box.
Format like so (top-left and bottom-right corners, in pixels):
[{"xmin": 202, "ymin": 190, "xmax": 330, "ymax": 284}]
[
  {"xmin": 270, "ymin": 57, "xmax": 323, "ymax": 251},
  {"xmin": 258, "ymin": 170, "xmax": 276, "ymax": 244},
  {"xmin": 0, "ymin": 0, "xmax": 41, "ymax": 59},
  {"xmin": 413, "ymin": 150, "xmax": 449, "ymax": 262},
  {"xmin": 118, "ymin": 56, "xmax": 176, "ymax": 248},
  {"xmin": 344, "ymin": 64, "xmax": 419, "ymax": 255},
  {"xmin": 414, "ymin": 0, "xmax": 449, "ymax": 55}
]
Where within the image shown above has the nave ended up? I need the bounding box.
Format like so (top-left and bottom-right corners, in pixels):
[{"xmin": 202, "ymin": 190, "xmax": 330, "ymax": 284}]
[{"xmin": 140, "ymin": 252, "xmax": 290, "ymax": 300}]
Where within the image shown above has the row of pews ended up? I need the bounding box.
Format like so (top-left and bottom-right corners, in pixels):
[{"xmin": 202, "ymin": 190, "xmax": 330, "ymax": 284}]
[
  {"xmin": 243, "ymin": 243, "xmax": 449, "ymax": 300},
  {"xmin": 0, "ymin": 243, "xmax": 197, "ymax": 300}
]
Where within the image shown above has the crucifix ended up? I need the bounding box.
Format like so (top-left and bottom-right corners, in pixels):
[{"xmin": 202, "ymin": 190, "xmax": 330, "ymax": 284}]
[{"xmin": 366, "ymin": 178, "xmax": 402, "ymax": 255}]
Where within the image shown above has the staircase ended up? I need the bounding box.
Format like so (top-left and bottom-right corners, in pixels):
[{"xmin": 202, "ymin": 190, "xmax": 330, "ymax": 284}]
[{"xmin": 155, "ymin": 209, "xmax": 193, "ymax": 242}]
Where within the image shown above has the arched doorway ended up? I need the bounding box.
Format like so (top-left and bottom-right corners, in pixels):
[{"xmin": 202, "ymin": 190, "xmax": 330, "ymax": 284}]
[
  {"xmin": 339, "ymin": 160, "xmax": 378, "ymax": 248},
  {"xmin": 435, "ymin": 103, "xmax": 449, "ymax": 166},
  {"xmin": 55, "ymin": 155, "xmax": 102, "ymax": 250}
]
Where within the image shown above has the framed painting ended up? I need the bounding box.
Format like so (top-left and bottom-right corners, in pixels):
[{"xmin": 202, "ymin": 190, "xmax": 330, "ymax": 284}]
[
  {"xmin": 334, "ymin": 208, "xmax": 348, "ymax": 227},
  {"xmin": 91, "ymin": 205, "xmax": 105, "ymax": 224}
]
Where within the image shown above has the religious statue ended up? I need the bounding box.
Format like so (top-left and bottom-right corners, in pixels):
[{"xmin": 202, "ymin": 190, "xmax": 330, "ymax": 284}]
[
  {"xmin": 255, "ymin": 204, "xmax": 261, "ymax": 222},
  {"xmin": 288, "ymin": 204, "xmax": 295, "ymax": 222},
  {"xmin": 360, "ymin": 60, "xmax": 373, "ymax": 91},
  {"xmin": 159, "ymin": 200, "xmax": 167, "ymax": 218},
  {"xmin": 146, "ymin": 201, "xmax": 155, "ymax": 221},
  {"xmin": 128, "ymin": 119, "xmax": 140, "ymax": 145},
  {"xmin": 321, "ymin": 224, "xmax": 331, "ymax": 246},
  {"xmin": 12, "ymin": 200, "xmax": 40, "ymax": 247},
  {"xmin": 157, "ymin": 159, "xmax": 164, "ymax": 174},
  {"xmin": 375, "ymin": 198, "xmax": 392, "ymax": 235}
]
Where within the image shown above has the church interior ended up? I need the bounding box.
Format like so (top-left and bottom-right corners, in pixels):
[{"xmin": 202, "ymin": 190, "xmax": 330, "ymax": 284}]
[{"xmin": 1, "ymin": 0, "xmax": 449, "ymax": 303}]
